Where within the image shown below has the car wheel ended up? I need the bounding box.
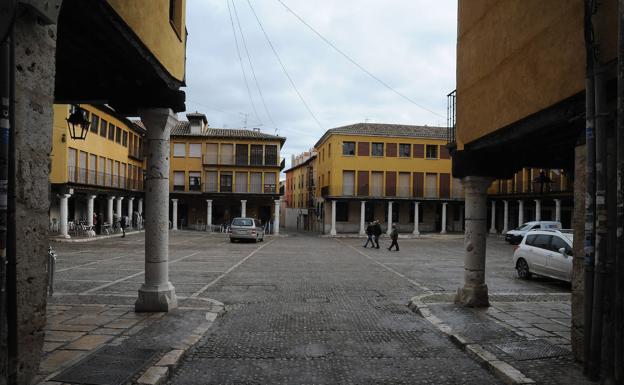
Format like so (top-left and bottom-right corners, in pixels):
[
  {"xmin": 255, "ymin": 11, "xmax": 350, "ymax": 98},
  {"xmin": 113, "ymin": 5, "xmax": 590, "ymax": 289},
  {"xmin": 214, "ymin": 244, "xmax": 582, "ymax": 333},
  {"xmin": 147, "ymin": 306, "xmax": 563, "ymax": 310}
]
[
  {"xmin": 230, "ymin": 238, "xmax": 235, "ymax": 243},
  {"xmin": 516, "ymin": 258, "xmax": 532, "ymax": 279}
]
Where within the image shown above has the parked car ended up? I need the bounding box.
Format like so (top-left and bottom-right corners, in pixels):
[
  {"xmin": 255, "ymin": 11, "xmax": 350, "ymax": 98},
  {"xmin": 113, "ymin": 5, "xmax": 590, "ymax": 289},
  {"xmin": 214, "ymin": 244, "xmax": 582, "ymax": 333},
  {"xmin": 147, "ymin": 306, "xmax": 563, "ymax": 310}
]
[
  {"xmin": 512, "ymin": 229, "xmax": 573, "ymax": 282},
  {"xmin": 505, "ymin": 221, "xmax": 561, "ymax": 244},
  {"xmin": 229, "ymin": 217, "xmax": 264, "ymax": 243}
]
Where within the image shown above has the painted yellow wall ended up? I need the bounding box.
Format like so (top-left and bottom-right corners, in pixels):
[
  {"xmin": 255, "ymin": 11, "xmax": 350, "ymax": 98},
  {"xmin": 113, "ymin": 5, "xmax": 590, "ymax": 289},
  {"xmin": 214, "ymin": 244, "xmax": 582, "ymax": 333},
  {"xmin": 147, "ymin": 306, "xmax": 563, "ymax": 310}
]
[
  {"xmin": 456, "ymin": 0, "xmax": 604, "ymax": 148},
  {"xmin": 285, "ymin": 158, "xmax": 315, "ymax": 208},
  {"xmin": 50, "ymin": 104, "xmax": 145, "ymax": 185},
  {"xmin": 107, "ymin": 0, "xmax": 186, "ymax": 82},
  {"xmin": 169, "ymin": 137, "xmax": 281, "ymax": 193},
  {"xmin": 315, "ymin": 134, "xmax": 453, "ymax": 198}
]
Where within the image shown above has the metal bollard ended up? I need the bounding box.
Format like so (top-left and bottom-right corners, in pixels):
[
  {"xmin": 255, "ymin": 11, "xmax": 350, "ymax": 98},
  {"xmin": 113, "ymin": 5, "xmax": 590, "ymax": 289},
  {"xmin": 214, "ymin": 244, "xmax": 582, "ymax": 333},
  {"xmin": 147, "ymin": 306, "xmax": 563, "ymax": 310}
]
[{"xmin": 47, "ymin": 246, "xmax": 56, "ymax": 296}]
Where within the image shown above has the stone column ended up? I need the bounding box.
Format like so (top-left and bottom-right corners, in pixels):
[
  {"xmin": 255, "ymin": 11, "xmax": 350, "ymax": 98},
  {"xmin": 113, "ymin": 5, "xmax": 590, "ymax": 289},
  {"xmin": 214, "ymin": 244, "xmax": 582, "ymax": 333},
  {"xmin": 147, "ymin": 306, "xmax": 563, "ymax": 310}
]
[
  {"xmin": 115, "ymin": 196, "xmax": 124, "ymax": 219},
  {"xmin": 138, "ymin": 198, "xmax": 143, "ymax": 215},
  {"xmin": 330, "ymin": 200, "xmax": 337, "ymax": 236},
  {"xmin": 359, "ymin": 201, "xmax": 366, "ymax": 236},
  {"xmin": 502, "ymin": 200, "xmax": 509, "ymax": 234},
  {"xmin": 554, "ymin": 199, "xmax": 561, "ymax": 223},
  {"xmin": 413, "ymin": 202, "xmax": 420, "ymax": 236},
  {"xmin": 171, "ymin": 199, "xmax": 178, "ymax": 231},
  {"xmin": 518, "ymin": 200, "xmax": 524, "ymax": 227},
  {"xmin": 456, "ymin": 176, "xmax": 492, "ymax": 307},
  {"xmin": 440, "ymin": 202, "xmax": 447, "ymax": 234},
  {"xmin": 489, "ymin": 200, "xmax": 496, "ymax": 234},
  {"xmin": 274, "ymin": 199, "xmax": 280, "ymax": 235},
  {"xmin": 241, "ymin": 200, "xmax": 247, "ymax": 218},
  {"xmin": 534, "ymin": 199, "xmax": 541, "ymax": 221},
  {"xmin": 135, "ymin": 108, "xmax": 177, "ymax": 312},
  {"xmin": 87, "ymin": 195, "xmax": 96, "ymax": 227},
  {"xmin": 386, "ymin": 201, "xmax": 394, "ymax": 235},
  {"xmin": 107, "ymin": 196, "xmax": 115, "ymax": 224},
  {"xmin": 206, "ymin": 199, "xmax": 213, "ymax": 231},
  {"xmin": 127, "ymin": 197, "xmax": 134, "ymax": 229},
  {"xmin": 59, "ymin": 194, "xmax": 72, "ymax": 239}
]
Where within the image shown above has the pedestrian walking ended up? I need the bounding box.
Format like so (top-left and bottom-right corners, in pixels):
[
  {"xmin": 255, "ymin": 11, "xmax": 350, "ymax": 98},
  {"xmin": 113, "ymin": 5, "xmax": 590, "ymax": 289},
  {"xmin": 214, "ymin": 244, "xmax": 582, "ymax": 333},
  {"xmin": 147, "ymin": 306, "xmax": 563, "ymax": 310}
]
[
  {"xmin": 388, "ymin": 224, "xmax": 399, "ymax": 251},
  {"xmin": 372, "ymin": 220, "xmax": 382, "ymax": 249},
  {"xmin": 363, "ymin": 221, "xmax": 374, "ymax": 248},
  {"xmin": 120, "ymin": 215, "xmax": 126, "ymax": 237}
]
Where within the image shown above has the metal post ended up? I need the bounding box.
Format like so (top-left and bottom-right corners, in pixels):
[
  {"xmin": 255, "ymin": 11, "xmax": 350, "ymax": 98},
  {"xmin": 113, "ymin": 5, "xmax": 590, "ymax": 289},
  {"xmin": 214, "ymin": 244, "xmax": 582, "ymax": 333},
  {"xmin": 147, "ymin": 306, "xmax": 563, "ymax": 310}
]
[{"xmin": 615, "ymin": 0, "xmax": 624, "ymax": 380}]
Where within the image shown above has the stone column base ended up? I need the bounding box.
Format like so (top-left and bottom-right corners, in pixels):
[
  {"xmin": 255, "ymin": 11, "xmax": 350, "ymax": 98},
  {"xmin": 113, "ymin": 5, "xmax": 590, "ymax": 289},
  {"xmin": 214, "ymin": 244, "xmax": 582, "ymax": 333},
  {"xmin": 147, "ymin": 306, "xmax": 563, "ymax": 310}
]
[
  {"xmin": 135, "ymin": 283, "xmax": 178, "ymax": 312},
  {"xmin": 455, "ymin": 284, "xmax": 489, "ymax": 307}
]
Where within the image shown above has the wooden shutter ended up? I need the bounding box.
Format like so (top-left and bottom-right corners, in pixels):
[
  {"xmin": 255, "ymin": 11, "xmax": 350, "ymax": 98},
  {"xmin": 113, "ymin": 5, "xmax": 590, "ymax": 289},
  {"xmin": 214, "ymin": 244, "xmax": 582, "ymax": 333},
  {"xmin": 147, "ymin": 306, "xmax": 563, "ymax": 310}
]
[
  {"xmin": 385, "ymin": 171, "xmax": 396, "ymax": 196},
  {"xmin": 551, "ymin": 171, "xmax": 561, "ymax": 192},
  {"xmin": 357, "ymin": 171, "xmax": 369, "ymax": 196},
  {"xmin": 440, "ymin": 173, "xmax": 450, "ymax": 198},
  {"xmin": 386, "ymin": 143, "xmax": 397, "ymax": 157},
  {"xmin": 440, "ymin": 146, "xmax": 450, "ymax": 159},
  {"xmin": 413, "ymin": 172, "xmax": 424, "ymax": 197},
  {"xmin": 413, "ymin": 144, "xmax": 424, "ymax": 158},
  {"xmin": 515, "ymin": 171, "xmax": 523, "ymax": 193},
  {"xmin": 357, "ymin": 142, "xmax": 370, "ymax": 156}
]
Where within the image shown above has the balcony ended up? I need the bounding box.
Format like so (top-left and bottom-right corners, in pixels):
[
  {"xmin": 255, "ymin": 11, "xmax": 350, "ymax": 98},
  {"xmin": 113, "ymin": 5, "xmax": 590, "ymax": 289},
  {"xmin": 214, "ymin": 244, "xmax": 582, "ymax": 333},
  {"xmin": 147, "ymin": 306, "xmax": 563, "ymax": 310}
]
[
  {"xmin": 202, "ymin": 153, "xmax": 279, "ymax": 167},
  {"xmin": 67, "ymin": 166, "xmax": 143, "ymax": 191}
]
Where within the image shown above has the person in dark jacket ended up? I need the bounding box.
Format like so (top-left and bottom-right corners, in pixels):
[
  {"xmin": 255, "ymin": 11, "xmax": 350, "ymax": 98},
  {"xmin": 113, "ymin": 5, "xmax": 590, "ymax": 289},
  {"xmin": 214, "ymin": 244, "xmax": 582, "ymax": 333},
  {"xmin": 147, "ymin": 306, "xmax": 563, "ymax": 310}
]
[
  {"xmin": 363, "ymin": 221, "xmax": 374, "ymax": 248},
  {"xmin": 372, "ymin": 220, "xmax": 382, "ymax": 249},
  {"xmin": 388, "ymin": 224, "xmax": 399, "ymax": 251},
  {"xmin": 120, "ymin": 215, "xmax": 126, "ymax": 237}
]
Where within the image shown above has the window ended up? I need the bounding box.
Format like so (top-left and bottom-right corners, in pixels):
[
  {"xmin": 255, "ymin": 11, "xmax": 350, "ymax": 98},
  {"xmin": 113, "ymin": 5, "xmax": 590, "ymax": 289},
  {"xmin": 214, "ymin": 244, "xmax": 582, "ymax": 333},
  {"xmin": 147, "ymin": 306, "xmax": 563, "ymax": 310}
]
[
  {"xmin": 122, "ymin": 131, "xmax": 128, "ymax": 147},
  {"xmin": 264, "ymin": 172, "xmax": 276, "ymax": 193},
  {"xmin": 236, "ymin": 144, "xmax": 248, "ymax": 165},
  {"xmin": 235, "ymin": 172, "xmax": 248, "ymax": 193},
  {"xmin": 372, "ymin": 143, "xmax": 384, "ymax": 156},
  {"xmin": 173, "ymin": 143, "xmax": 186, "ymax": 157},
  {"xmin": 67, "ymin": 148, "xmax": 77, "ymax": 182},
  {"xmin": 250, "ymin": 172, "xmax": 262, "ymax": 193},
  {"xmin": 551, "ymin": 236, "xmax": 572, "ymax": 254},
  {"xmin": 120, "ymin": 163, "xmax": 126, "ymax": 188},
  {"xmin": 100, "ymin": 119, "xmax": 107, "ymax": 137},
  {"xmin": 426, "ymin": 144, "xmax": 438, "ymax": 159},
  {"xmin": 173, "ymin": 171, "xmax": 185, "ymax": 191},
  {"xmin": 220, "ymin": 172, "xmax": 233, "ymax": 192},
  {"xmin": 264, "ymin": 145, "xmax": 278, "ymax": 165},
  {"xmin": 98, "ymin": 157, "xmax": 105, "ymax": 185},
  {"xmin": 78, "ymin": 151, "xmax": 87, "ymax": 183},
  {"xmin": 343, "ymin": 171, "xmax": 355, "ymax": 196},
  {"xmin": 530, "ymin": 234, "xmax": 552, "ymax": 250},
  {"xmin": 205, "ymin": 171, "xmax": 218, "ymax": 192},
  {"xmin": 169, "ymin": 0, "xmax": 183, "ymax": 39},
  {"xmin": 399, "ymin": 144, "xmax": 411, "ymax": 157},
  {"xmin": 108, "ymin": 123, "xmax": 115, "ymax": 141},
  {"xmin": 342, "ymin": 141, "xmax": 355, "ymax": 156},
  {"xmin": 220, "ymin": 144, "xmax": 234, "ymax": 164},
  {"xmin": 328, "ymin": 143, "xmax": 331, "ymax": 157},
  {"xmin": 115, "ymin": 126, "xmax": 122, "ymax": 143},
  {"xmin": 189, "ymin": 143, "xmax": 202, "ymax": 158},
  {"xmin": 88, "ymin": 154, "xmax": 96, "ymax": 184},
  {"xmin": 205, "ymin": 143, "xmax": 218, "ymax": 163},
  {"xmin": 250, "ymin": 145, "xmax": 263, "ymax": 165},
  {"xmin": 336, "ymin": 202, "xmax": 348, "ymax": 222},
  {"xmin": 90, "ymin": 114, "xmax": 99, "ymax": 133},
  {"xmin": 189, "ymin": 171, "xmax": 201, "ymax": 191}
]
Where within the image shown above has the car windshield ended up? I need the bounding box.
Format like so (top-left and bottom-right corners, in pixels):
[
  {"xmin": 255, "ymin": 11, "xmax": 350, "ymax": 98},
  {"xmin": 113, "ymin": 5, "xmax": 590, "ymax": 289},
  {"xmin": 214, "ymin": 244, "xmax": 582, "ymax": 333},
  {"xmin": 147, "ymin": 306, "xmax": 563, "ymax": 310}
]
[
  {"xmin": 232, "ymin": 218, "xmax": 254, "ymax": 227},
  {"xmin": 516, "ymin": 223, "xmax": 534, "ymax": 231}
]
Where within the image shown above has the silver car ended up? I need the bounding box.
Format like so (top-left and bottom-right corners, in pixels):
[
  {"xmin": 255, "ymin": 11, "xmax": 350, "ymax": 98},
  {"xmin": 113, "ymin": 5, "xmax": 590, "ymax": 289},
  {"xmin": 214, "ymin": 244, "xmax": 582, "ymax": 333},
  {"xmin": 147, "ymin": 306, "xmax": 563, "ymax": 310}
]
[
  {"xmin": 512, "ymin": 229, "xmax": 573, "ymax": 282},
  {"xmin": 229, "ymin": 217, "xmax": 264, "ymax": 243}
]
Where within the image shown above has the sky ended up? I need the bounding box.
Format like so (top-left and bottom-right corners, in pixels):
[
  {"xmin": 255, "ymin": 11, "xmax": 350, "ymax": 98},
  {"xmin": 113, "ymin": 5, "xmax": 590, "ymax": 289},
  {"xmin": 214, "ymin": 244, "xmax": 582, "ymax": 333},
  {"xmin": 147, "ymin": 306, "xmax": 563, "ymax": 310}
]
[{"xmin": 184, "ymin": 0, "xmax": 458, "ymax": 167}]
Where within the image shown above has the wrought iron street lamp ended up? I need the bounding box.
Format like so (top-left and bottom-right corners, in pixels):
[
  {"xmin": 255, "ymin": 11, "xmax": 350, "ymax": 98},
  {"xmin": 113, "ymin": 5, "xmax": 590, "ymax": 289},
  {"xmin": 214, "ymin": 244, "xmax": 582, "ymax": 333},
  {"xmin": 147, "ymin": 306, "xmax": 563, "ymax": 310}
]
[{"xmin": 66, "ymin": 104, "xmax": 90, "ymax": 140}]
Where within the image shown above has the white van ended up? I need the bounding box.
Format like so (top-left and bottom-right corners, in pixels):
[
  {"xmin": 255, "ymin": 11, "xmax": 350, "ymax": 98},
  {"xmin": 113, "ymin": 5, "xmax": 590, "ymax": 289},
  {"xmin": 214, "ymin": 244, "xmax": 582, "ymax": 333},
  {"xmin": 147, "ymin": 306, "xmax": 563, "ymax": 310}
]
[{"xmin": 504, "ymin": 221, "xmax": 561, "ymax": 244}]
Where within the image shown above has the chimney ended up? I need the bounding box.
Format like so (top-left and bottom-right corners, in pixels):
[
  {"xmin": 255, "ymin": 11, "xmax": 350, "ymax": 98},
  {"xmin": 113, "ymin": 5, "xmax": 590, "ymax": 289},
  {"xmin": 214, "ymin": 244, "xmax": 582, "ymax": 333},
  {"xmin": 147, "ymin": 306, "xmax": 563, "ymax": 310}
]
[
  {"xmin": 252, "ymin": 127, "xmax": 261, "ymax": 133},
  {"xmin": 186, "ymin": 112, "xmax": 208, "ymax": 134}
]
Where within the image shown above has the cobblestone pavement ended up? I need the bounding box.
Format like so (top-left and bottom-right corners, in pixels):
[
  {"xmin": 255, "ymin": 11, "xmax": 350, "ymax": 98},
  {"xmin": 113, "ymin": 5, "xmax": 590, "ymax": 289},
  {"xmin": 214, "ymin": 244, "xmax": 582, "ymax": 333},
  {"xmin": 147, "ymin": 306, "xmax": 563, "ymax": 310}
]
[
  {"xmin": 168, "ymin": 234, "xmax": 505, "ymax": 384},
  {"xmin": 45, "ymin": 231, "xmax": 585, "ymax": 384}
]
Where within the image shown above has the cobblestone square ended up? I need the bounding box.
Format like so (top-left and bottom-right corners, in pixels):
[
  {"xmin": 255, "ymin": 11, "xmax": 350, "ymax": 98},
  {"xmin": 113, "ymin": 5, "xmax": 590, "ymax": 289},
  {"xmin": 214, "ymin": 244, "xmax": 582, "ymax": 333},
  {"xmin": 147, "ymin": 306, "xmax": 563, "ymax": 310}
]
[{"xmin": 42, "ymin": 231, "xmax": 588, "ymax": 384}]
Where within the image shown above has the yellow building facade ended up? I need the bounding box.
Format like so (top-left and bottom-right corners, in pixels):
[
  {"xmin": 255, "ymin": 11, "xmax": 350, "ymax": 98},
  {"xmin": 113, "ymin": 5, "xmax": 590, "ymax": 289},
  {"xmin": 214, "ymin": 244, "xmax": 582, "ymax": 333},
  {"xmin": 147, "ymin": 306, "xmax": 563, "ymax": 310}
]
[
  {"xmin": 49, "ymin": 104, "xmax": 146, "ymax": 236},
  {"xmin": 284, "ymin": 152, "xmax": 317, "ymax": 231},
  {"xmin": 312, "ymin": 123, "xmax": 463, "ymax": 235},
  {"xmin": 168, "ymin": 113, "xmax": 285, "ymax": 230}
]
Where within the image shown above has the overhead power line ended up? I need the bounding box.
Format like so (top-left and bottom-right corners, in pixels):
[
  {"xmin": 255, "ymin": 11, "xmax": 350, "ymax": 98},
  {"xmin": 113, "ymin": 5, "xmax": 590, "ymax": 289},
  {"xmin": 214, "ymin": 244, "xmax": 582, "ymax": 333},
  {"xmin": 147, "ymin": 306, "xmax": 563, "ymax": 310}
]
[
  {"xmin": 276, "ymin": 0, "xmax": 445, "ymax": 119},
  {"xmin": 231, "ymin": 0, "xmax": 278, "ymax": 133},
  {"xmin": 246, "ymin": 0, "xmax": 325, "ymax": 131},
  {"xmin": 226, "ymin": 0, "xmax": 263, "ymax": 126}
]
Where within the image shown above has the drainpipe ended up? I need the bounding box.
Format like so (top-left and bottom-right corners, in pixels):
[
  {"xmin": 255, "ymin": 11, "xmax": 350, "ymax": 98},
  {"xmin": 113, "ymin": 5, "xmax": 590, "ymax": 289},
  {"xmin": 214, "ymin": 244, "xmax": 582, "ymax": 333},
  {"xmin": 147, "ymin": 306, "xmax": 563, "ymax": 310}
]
[
  {"xmin": 583, "ymin": 0, "xmax": 597, "ymax": 376},
  {"xmin": 588, "ymin": 62, "xmax": 607, "ymax": 382},
  {"xmin": 615, "ymin": 0, "xmax": 624, "ymax": 381}
]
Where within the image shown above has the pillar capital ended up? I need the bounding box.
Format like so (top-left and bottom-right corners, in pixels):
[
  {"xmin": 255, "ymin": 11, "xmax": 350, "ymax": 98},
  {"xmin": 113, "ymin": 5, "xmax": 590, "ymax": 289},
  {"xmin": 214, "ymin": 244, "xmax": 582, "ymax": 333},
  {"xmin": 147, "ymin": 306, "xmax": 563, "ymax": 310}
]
[
  {"xmin": 108, "ymin": 195, "xmax": 116, "ymax": 200},
  {"xmin": 128, "ymin": 197, "xmax": 135, "ymax": 201},
  {"xmin": 88, "ymin": 195, "xmax": 97, "ymax": 200},
  {"xmin": 462, "ymin": 176, "xmax": 493, "ymax": 194},
  {"xmin": 61, "ymin": 193, "xmax": 71, "ymax": 199},
  {"xmin": 116, "ymin": 196, "xmax": 124, "ymax": 201},
  {"xmin": 241, "ymin": 199, "xmax": 247, "ymax": 203}
]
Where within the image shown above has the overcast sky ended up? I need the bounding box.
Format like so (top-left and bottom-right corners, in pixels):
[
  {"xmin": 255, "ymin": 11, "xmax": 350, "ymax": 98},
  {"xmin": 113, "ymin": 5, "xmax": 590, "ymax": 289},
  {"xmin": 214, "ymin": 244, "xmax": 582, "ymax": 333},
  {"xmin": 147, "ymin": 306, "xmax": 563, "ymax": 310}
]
[{"xmin": 184, "ymin": 0, "xmax": 457, "ymax": 166}]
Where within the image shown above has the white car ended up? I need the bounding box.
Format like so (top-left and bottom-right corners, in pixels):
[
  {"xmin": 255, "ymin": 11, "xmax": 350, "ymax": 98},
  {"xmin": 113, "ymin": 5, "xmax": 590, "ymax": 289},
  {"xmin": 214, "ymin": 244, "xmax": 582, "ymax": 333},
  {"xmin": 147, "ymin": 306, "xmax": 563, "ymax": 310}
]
[
  {"xmin": 512, "ymin": 229, "xmax": 573, "ymax": 282},
  {"xmin": 229, "ymin": 217, "xmax": 265, "ymax": 243},
  {"xmin": 505, "ymin": 221, "xmax": 562, "ymax": 244}
]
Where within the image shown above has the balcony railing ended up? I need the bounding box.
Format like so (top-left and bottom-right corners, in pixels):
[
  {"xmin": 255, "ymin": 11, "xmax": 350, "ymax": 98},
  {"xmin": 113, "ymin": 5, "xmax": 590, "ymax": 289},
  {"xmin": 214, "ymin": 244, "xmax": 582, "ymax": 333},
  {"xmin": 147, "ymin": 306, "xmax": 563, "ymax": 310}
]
[
  {"xmin": 203, "ymin": 153, "xmax": 279, "ymax": 167},
  {"xmin": 447, "ymin": 89, "xmax": 456, "ymax": 146},
  {"xmin": 67, "ymin": 166, "xmax": 143, "ymax": 190}
]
